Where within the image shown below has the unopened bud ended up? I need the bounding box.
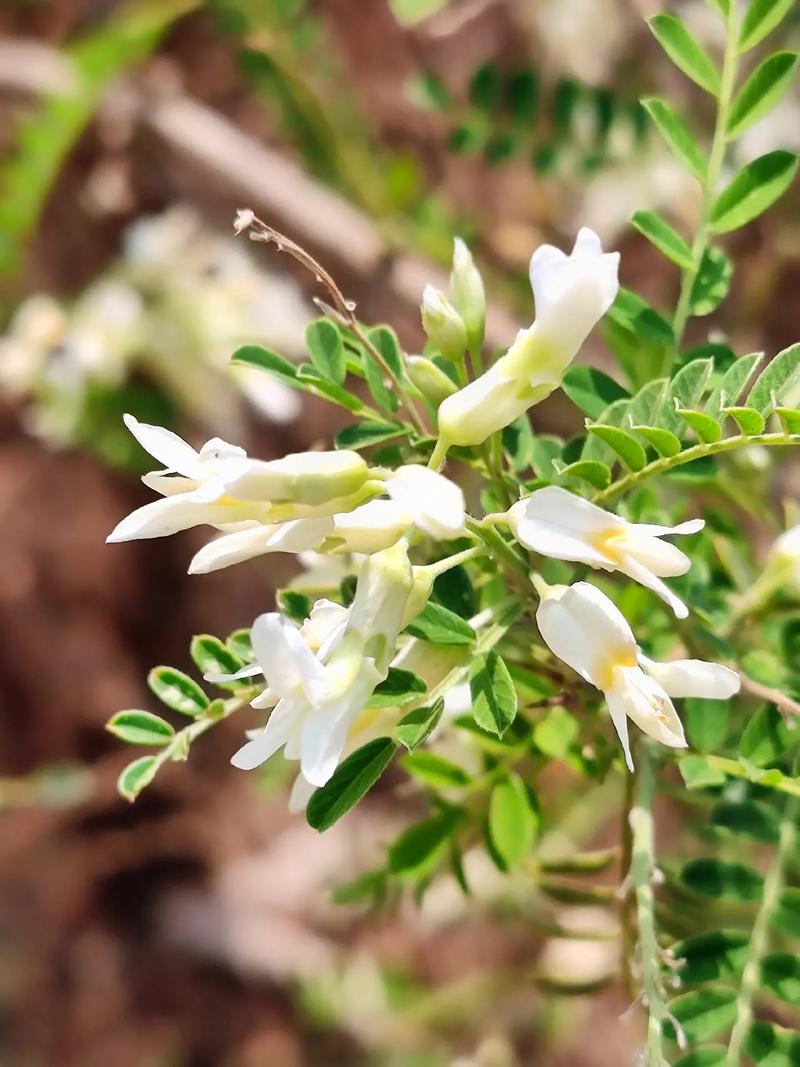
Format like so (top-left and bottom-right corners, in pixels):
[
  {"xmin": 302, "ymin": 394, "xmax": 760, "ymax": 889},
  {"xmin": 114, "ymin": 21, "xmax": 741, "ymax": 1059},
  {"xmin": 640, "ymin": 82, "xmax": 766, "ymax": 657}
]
[
  {"xmin": 421, "ymin": 284, "xmax": 467, "ymax": 363},
  {"xmin": 220, "ymin": 450, "xmax": 369, "ymax": 506},
  {"xmin": 450, "ymin": 238, "xmax": 485, "ymax": 352},
  {"xmin": 406, "ymin": 355, "xmax": 457, "ymax": 405}
]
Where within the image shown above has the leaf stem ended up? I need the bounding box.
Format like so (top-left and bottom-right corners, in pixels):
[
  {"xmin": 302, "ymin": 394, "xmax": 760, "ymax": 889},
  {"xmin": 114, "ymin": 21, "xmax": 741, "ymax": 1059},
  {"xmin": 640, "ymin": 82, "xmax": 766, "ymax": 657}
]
[
  {"xmin": 726, "ymin": 794, "xmax": 799, "ymax": 1066},
  {"xmin": 592, "ymin": 432, "xmax": 800, "ymax": 506},
  {"xmin": 672, "ymin": 2, "xmax": 740, "ymax": 346},
  {"xmin": 629, "ymin": 747, "xmax": 667, "ymax": 1067}
]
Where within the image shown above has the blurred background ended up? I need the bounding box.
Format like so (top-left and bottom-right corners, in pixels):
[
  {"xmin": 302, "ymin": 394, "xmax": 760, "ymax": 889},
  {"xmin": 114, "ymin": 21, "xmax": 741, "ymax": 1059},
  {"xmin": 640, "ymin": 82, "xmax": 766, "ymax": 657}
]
[{"xmin": 0, "ymin": 1, "xmax": 798, "ymax": 1064}]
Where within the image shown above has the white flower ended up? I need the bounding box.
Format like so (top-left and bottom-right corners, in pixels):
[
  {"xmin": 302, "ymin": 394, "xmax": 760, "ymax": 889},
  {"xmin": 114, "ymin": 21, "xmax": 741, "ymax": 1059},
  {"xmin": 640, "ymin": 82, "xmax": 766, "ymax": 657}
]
[
  {"xmin": 385, "ymin": 465, "xmax": 465, "ymax": 540},
  {"xmin": 231, "ymin": 540, "xmax": 414, "ymax": 787},
  {"xmin": 421, "ymin": 284, "xmax": 467, "ymax": 363},
  {"xmin": 766, "ymin": 524, "xmax": 800, "ymax": 588},
  {"xmin": 106, "ymin": 415, "xmax": 371, "ymax": 543},
  {"xmin": 435, "ymin": 228, "xmax": 619, "ymax": 452},
  {"xmin": 508, "ymin": 486, "xmax": 703, "ymax": 619},
  {"xmin": 536, "ymin": 581, "xmax": 739, "ymax": 771},
  {"xmin": 188, "ymin": 517, "xmax": 334, "ymax": 574},
  {"xmin": 450, "ymin": 238, "xmax": 485, "ymax": 353}
]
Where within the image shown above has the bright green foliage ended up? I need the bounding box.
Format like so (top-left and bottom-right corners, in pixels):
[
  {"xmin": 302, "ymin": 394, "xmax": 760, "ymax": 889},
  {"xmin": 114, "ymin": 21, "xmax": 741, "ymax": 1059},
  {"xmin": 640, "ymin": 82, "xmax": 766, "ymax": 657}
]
[
  {"xmin": 306, "ymin": 738, "xmax": 397, "ymax": 830},
  {"xmin": 470, "ymin": 652, "xmax": 518, "ymax": 736},
  {"xmin": 642, "ymin": 97, "xmax": 707, "ymax": 180},
  {"xmin": 148, "ymin": 667, "xmax": 209, "ymax": 717},
  {"xmin": 648, "ymin": 14, "xmax": 721, "ymax": 96},
  {"xmin": 488, "ymin": 773, "xmax": 538, "ymax": 868},
  {"xmin": 107, "ymin": 710, "xmax": 175, "ymax": 746}
]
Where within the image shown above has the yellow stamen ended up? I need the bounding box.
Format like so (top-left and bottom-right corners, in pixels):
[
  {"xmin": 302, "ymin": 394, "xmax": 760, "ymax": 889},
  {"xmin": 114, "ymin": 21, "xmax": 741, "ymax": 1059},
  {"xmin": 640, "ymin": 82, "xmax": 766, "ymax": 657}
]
[{"xmin": 588, "ymin": 525, "xmax": 629, "ymax": 564}]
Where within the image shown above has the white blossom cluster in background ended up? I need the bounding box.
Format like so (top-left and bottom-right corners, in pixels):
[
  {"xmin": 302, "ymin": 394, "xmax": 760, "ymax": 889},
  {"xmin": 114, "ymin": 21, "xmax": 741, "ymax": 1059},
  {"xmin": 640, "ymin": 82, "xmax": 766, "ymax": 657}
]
[{"xmin": 0, "ymin": 206, "xmax": 308, "ymax": 453}]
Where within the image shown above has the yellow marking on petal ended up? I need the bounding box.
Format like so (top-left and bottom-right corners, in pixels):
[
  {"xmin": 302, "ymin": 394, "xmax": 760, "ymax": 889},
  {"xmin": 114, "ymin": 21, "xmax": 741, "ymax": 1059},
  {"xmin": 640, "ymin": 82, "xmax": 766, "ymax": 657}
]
[
  {"xmin": 588, "ymin": 525, "xmax": 629, "ymax": 565},
  {"xmin": 349, "ymin": 707, "xmax": 381, "ymax": 740},
  {"xmin": 599, "ymin": 652, "xmax": 639, "ymax": 691}
]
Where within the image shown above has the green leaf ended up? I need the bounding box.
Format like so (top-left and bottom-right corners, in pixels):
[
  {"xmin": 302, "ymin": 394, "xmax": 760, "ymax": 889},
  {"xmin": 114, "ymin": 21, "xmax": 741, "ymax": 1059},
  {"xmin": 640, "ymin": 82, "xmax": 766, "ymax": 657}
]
[
  {"xmin": 642, "ymin": 97, "xmax": 707, "ymax": 181},
  {"xmin": 679, "ymin": 754, "xmax": 727, "ymax": 790},
  {"xmin": 727, "ymin": 52, "xmax": 799, "ymax": 139},
  {"xmin": 632, "ymin": 425, "xmax": 683, "ymax": 457},
  {"xmin": 561, "ymin": 365, "xmax": 629, "ymax": 419},
  {"xmin": 533, "ymin": 706, "xmax": 578, "ymax": 759},
  {"xmin": 631, "ymin": 209, "xmax": 693, "ymax": 268},
  {"xmin": 506, "ymin": 664, "xmax": 558, "ymax": 702},
  {"xmin": 649, "ymin": 14, "xmax": 721, "ymax": 95},
  {"xmin": 681, "ymin": 857, "xmax": 764, "ymax": 901},
  {"xmin": 689, "ymin": 246, "xmax": 733, "ymax": 316},
  {"xmin": 671, "ymin": 356, "xmax": 715, "ymax": 412},
  {"xmin": 295, "ymin": 364, "xmax": 372, "ymax": 414},
  {"xmin": 226, "ymin": 628, "xmax": 254, "ymax": 663},
  {"xmin": 775, "ymin": 407, "xmax": 800, "ymax": 433},
  {"xmin": 306, "ymin": 319, "xmax": 346, "ymax": 385},
  {"xmin": 366, "ymin": 325, "xmax": 404, "ymax": 379},
  {"xmin": 148, "ymin": 667, "xmax": 209, "ymax": 717},
  {"xmin": 330, "ymin": 868, "xmax": 387, "ymax": 906},
  {"xmin": 771, "ymin": 888, "xmax": 800, "ymax": 938},
  {"xmin": 586, "ymin": 424, "xmax": 647, "ymax": 471},
  {"xmin": 761, "ymin": 954, "xmax": 800, "ymax": 1005},
  {"xmin": 722, "ymin": 405, "xmax": 766, "ymax": 434},
  {"xmin": 530, "ymin": 434, "xmax": 564, "ymax": 480},
  {"xmin": 741, "ymin": 703, "xmax": 794, "ymax": 765},
  {"xmin": 711, "ymin": 799, "xmax": 779, "ymax": 842},
  {"xmin": 711, "ymin": 150, "xmax": 799, "ymax": 233},
  {"xmin": 405, "ymin": 601, "xmax": 477, "ymax": 646},
  {"xmin": 673, "ymin": 1048, "xmax": 727, "ymax": 1067},
  {"xmin": 739, "ymin": 0, "xmax": 796, "ymax": 52},
  {"xmin": 749, "ymin": 343, "xmax": 800, "ymax": 413},
  {"xmin": 685, "ymin": 698, "xmax": 730, "ymax": 752},
  {"xmin": 368, "ymin": 668, "xmax": 427, "ymax": 708},
  {"xmin": 335, "ymin": 420, "xmax": 405, "ymax": 450},
  {"xmin": 747, "ymin": 1022, "xmax": 800, "ymax": 1066},
  {"xmin": 608, "ymin": 286, "xmax": 676, "ymax": 345},
  {"xmin": 678, "ymin": 409, "xmax": 724, "ymax": 443},
  {"xmin": 388, "ymin": 809, "xmax": 462, "ymax": 875},
  {"xmin": 664, "ymin": 987, "xmax": 737, "ymax": 1044},
  {"xmin": 488, "ymin": 772, "xmax": 538, "ymax": 868},
  {"xmin": 403, "ymin": 750, "xmax": 470, "ymax": 788},
  {"xmin": 706, "ymin": 351, "xmax": 764, "ymax": 416},
  {"xmin": 107, "ymin": 710, "xmax": 175, "ymax": 746},
  {"xmin": 117, "ymin": 755, "xmax": 158, "ymax": 801},
  {"xmin": 394, "ymin": 699, "xmax": 445, "ymax": 750},
  {"xmin": 275, "ymin": 590, "xmax": 312, "ymax": 623},
  {"xmin": 190, "ymin": 634, "xmax": 243, "ymax": 682},
  {"xmin": 306, "ymin": 737, "xmax": 396, "ymax": 831},
  {"xmin": 470, "ymin": 652, "xmax": 518, "ymax": 736},
  {"xmin": 560, "ymin": 459, "xmax": 612, "ymax": 489},
  {"xmin": 363, "ymin": 352, "xmax": 398, "ymax": 413},
  {"xmin": 672, "ymin": 930, "xmax": 749, "ymax": 986},
  {"xmin": 232, "ymin": 344, "xmax": 297, "ymax": 383}
]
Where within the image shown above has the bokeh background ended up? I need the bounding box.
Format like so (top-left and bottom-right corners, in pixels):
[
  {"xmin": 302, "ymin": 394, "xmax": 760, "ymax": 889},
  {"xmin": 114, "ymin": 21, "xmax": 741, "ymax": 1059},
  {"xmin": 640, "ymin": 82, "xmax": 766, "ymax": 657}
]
[{"xmin": 0, "ymin": 1, "xmax": 799, "ymax": 1064}]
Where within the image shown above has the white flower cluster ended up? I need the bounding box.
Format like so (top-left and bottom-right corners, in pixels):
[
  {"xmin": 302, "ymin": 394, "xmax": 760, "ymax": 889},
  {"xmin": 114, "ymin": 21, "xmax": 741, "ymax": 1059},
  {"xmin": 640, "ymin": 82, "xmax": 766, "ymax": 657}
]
[
  {"xmin": 107, "ymin": 224, "xmax": 742, "ymax": 799},
  {"xmin": 0, "ymin": 206, "xmax": 308, "ymax": 446}
]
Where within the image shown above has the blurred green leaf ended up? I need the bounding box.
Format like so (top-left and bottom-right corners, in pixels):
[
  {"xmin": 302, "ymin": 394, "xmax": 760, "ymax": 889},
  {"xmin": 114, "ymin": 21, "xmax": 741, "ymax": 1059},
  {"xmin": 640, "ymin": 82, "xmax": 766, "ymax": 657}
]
[
  {"xmin": 148, "ymin": 667, "xmax": 208, "ymax": 717},
  {"xmin": 632, "ymin": 209, "xmax": 693, "ymax": 268},
  {"xmin": 107, "ymin": 710, "xmax": 174, "ymax": 746},
  {"xmin": 681, "ymin": 857, "xmax": 764, "ymax": 900},
  {"xmin": 739, "ymin": 0, "xmax": 796, "ymax": 52},
  {"xmin": 488, "ymin": 773, "xmax": 538, "ymax": 868},
  {"xmin": 306, "ymin": 319, "xmax": 346, "ymax": 385},
  {"xmin": 649, "ymin": 14, "xmax": 721, "ymax": 95},
  {"xmin": 642, "ymin": 97, "xmax": 707, "ymax": 181},
  {"xmin": 727, "ymin": 51, "xmax": 799, "ymax": 139},
  {"xmin": 117, "ymin": 755, "xmax": 158, "ymax": 801}
]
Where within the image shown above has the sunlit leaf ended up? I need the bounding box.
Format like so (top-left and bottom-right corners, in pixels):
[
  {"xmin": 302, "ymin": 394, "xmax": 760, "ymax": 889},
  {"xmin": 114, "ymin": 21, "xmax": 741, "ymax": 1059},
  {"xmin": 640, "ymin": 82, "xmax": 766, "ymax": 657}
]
[
  {"xmin": 711, "ymin": 150, "xmax": 799, "ymax": 233},
  {"xmin": 306, "ymin": 737, "xmax": 396, "ymax": 831},
  {"xmin": 649, "ymin": 13, "xmax": 720, "ymax": 95}
]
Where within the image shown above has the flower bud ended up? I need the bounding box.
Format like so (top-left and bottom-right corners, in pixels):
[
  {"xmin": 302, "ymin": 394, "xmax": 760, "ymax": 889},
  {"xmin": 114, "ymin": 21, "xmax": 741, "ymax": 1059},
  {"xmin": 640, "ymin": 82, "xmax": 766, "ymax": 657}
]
[
  {"xmin": 219, "ymin": 449, "xmax": 369, "ymax": 506},
  {"xmin": 323, "ymin": 500, "xmax": 411, "ymax": 555},
  {"xmin": 450, "ymin": 238, "xmax": 485, "ymax": 352},
  {"xmin": 421, "ymin": 284, "xmax": 467, "ymax": 363},
  {"xmin": 406, "ymin": 355, "xmax": 457, "ymax": 406}
]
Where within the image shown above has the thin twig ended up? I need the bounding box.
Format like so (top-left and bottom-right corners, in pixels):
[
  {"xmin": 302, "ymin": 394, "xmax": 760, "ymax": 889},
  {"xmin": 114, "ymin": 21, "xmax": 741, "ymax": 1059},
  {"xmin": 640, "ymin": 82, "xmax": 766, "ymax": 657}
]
[
  {"xmin": 738, "ymin": 671, "xmax": 800, "ymax": 724},
  {"xmin": 235, "ymin": 210, "xmax": 428, "ymax": 435}
]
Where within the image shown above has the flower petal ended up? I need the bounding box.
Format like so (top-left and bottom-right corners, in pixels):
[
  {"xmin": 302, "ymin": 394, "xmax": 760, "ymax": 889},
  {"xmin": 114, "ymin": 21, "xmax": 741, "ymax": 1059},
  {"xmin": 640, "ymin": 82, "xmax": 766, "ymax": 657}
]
[
  {"xmin": 188, "ymin": 517, "xmax": 331, "ymax": 574},
  {"xmin": 508, "ymin": 486, "xmax": 622, "ymax": 566},
  {"xmin": 250, "ymin": 612, "xmax": 325, "ymax": 700},
  {"xmin": 386, "ymin": 465, "xmax": 465, "ymax": 540},
  {"xmin": 299, "ymin": 599, "xmax": 350, "ymax": 655},
  {"xmin": 107, "ymin": 495, "xmax": 255, "ymax": 542},
  {"xmin": 621, "ymin": 527, "xmax": 692, "ymax": 577},
  {"xmin": 612, "ymin": 665, "xmax": 687, "ymax": 750},
  {"xmin": 536, "ymin": 581, "xmax": 637, "ymax": 690},
  {"xmin": 299, "ymin": 664, "xmax": 380, "ymax": 787},
  {"xmin": 123, "ymin": 413, "xmax": 206, "ymax": 479},
  {"xmin": 204, "ymin": 663, "xmax": 262, "ymax": 684},
  {"xmin": 638, "ymin": 654, "xmax": 740, "ymax": 699},
  {"xmin": 288, "ymin": 773, "xmax": 317, "ymax": 813},
  {"xmin": 330, "ymin": 499, "xmax": 411, "ymax": 553},
  {"xmin": 617, "ymin": 556, "xmax": 688, "ymax": 619},
  {"xmin": 605, "ymin": 684, "xmax": 635, "ymax": 772},
  {"xmin": 230, "ymin": 697, "xmax": 301, "ymax": 770}
]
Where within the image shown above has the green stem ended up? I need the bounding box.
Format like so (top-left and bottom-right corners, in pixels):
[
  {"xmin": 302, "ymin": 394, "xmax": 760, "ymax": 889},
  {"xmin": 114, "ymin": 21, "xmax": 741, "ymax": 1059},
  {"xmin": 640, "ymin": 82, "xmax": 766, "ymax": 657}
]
[
  {"xmin": 629, "ymin": 747, "xmax": 667, "ymax": 1067},
  {"xmin": 417, "ymin": 544, "xmax": 486, "ymax": 581},
  {"xmin": 151, "ymin": 687, "xmax": 261, "ymax": 776},
  {"xmin": 672, "ymin": 2, "xmax": 740, "ymax": 346},
  {"xmin": 726, "ymin": 795, "xmax": 799, "ymax": 1067},
  {"xmin": 592, "ymin": 432, "xmax": 800, "ymax": 506},
  {"xmin": 705, "ymin": 755, "xmax": 800, "ymax": 797},
  {"xmin": 466, "ymin": 516, "xmax": 530, "ymax": 577}
]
